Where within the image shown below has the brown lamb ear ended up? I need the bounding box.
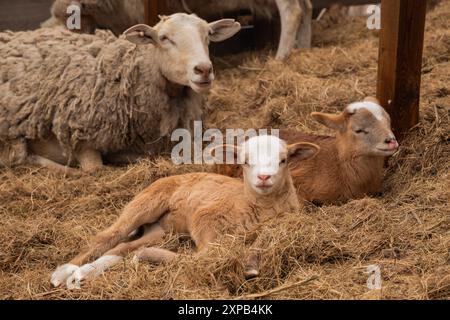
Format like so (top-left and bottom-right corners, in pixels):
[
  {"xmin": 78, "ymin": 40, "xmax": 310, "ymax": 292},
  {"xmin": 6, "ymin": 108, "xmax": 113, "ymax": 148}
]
[
  {"xmin": 287, "ymin": 142, "xmax": 320, "ymax": 161},
  {"xmin": 310, "ymin": 111, "xmax": 348, "ymax": 132},
  {"xmin": 123, "ymin": 24, "xmax": 158, "ymax": 45}
]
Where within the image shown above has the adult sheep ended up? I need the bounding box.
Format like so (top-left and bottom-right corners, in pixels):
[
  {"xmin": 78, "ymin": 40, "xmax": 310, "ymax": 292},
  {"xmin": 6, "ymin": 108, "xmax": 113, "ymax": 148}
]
[
  {"xmin": 0, "ymin": 13, "xmax": 241, "ymax": 174},
  {"xmin": 43, "ymin": 0, "xmax": 312, "ymax": 60}
]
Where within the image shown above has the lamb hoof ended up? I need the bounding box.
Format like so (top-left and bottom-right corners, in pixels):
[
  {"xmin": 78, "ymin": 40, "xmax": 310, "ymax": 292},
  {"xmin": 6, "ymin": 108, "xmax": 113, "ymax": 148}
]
[
  {"xmin": 51, "ymin": 264, "xmax": 79, "ymax": 287},
  {"xmin": 66, "ymin": 268, "xmax": 84, "ymax": 290},
  {"xmin": 244, "ymin": 268, "xmax": 260, "ymax": 280}
]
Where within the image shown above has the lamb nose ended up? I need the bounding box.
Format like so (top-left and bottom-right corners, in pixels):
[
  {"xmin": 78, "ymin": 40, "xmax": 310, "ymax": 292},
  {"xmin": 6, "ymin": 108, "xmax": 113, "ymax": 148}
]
[
  {"xmin": 385, "ymin": 137, "xmax": 396, "ymax": 143},
  {"xmin": 194, "ymin": 63, "xmax": 212, "ymax": 76},
  {"xmin": 258, "ymin": 175, "xmax": 271, "ymax": 181}
]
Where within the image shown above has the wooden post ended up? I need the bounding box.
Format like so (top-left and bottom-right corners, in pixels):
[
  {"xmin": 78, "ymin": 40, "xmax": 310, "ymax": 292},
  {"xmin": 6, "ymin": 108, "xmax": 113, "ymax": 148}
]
[
  {"xmin": 143, "ymin": 0, "xmax": 167, "ymax": 26},
  {"xmin": 376, "ymin": 0, "xmax": 427, "ymax": 138}
]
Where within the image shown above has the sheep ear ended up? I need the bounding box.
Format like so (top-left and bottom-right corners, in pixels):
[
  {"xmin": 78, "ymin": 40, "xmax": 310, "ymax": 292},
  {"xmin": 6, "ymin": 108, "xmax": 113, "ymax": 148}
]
[
  {"xmin": 287, "ymin": 142, "xmax": 320, "ymax": 161},
  {"xmin": 209, "ymin": 144, "xmax": 240, "ymax": 164},
  {"xmin": 208, "ymin": 19, "xmax": 241, "ymax": 42},
  {"xmin": 123, "ymin": 24, "xmax": 158, "ymax": 45},
  {"xmin": 158, "ymin": 15, "xmax": 169, "ymax": 21},
  {"xmin": 310, "ymin": 112, "xmax": 347, "ymax": 132}
]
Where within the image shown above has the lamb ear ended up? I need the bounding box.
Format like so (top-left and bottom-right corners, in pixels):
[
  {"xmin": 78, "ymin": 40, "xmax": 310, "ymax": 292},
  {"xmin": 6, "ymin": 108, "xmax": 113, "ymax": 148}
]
[
  {"xmin": 208, "ymin": 19, "xmax": 241, "ymax": 42},
  {"xmin": 310, "ymin": 111, "xmax": 347, "ymax": 132},
  {"xmin": 287, "ymin": 142, "xmax": 320, "ymax": 161},
  {"xmin": 123, "ymin": 24, "xmax": 158, "ymax": 45}
]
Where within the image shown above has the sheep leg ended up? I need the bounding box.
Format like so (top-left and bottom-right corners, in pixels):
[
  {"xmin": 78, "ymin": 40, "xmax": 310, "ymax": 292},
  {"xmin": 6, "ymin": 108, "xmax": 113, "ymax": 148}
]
[
  {"xmin": 275, "ymin": 0, "xmax": 302, "ymax": 60},
  {"xmin": 105, "ymin": 223, "xmax": 165, "ymax": 256},
  {"xmin": 75, "ymin": 147, "xmax": 103, "ymax": 173},
  {"xmin": 243, "ymin": 241, "xmax": 263, "ymax": 279},
  {"xmin": 295, "ymin": 0, "xmax": 313, "ymax": 49},
  {"xmin": 70, "ymin": 199, "xmax": 168, "ymax": 266},
  {"xmin": 28, "ymin": 155, "xmax": 80, "ymax": 177},
  {"xmin": 134, "ymin": 226, "xmax": 218, "ymax": 264},
  {"xmin": 133, "ymin": 247, "xmax": 179, "ymax": 264},
  {"xmin": 51, "ymin": 188, "xmax": 170, "ymax": 287},
  {"xmin": 64, "ymin": 224, "xmax": 166, "ymax": 289}
]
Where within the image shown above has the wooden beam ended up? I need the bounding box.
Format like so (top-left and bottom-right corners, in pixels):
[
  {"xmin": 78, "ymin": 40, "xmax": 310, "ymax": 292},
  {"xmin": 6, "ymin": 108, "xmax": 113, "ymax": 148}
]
[
  {"xmin": 312, "ymin": 0, "xmax": 379, "ymax": 10},
  {"xmin": 144, "ymin": 0, "xmax": 167, "ymax": 26},
  {"xmin": 376, "ymin": 0, "xmax": 427, "ymax": 138}
]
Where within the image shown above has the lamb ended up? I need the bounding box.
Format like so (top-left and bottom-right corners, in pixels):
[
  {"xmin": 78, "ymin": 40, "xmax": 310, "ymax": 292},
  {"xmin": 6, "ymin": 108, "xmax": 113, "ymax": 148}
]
[
  {"xmin": 0, "ymin": 13, "xmax": 241, "ymax": 173},
  {"xmin": 217, "ymin": 97, "xmax": 399, "ymax": 204},
  {"xmin": 43, "ymin": 0, "xmax": 313, "ymax": 60},
  {"xmin": 50, "ymin": 135, "xmax": 320, "ymax": 288}
]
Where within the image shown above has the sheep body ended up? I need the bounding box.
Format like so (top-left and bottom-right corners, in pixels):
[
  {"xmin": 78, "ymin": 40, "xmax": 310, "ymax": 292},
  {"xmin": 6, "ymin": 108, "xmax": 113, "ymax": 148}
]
[
  {"xmin": 50, "ymin": 136, "xmax": 320, "ymax": 288},
  {"xmin": 44, "ymin": 0, "xmax": 308, "ymax": 60},
  {"xmin": 217, "ymin": 98, "xmax": 399, "ymax": 204},
  {"xmin": 279, "ymin": 131, "xmax": 385, "ymax": 203},
  {"xmin": 47, "ymin": 0, "xmax": 278, "ymax": 33},
  {"xmin": 0, "ymin": 26, "xmax": 204, "ymax": 166}
]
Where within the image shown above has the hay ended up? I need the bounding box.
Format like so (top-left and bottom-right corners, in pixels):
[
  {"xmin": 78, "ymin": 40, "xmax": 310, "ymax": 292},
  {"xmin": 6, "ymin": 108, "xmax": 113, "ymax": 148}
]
[{"xmin": 0, "ymin": 1, "xmax": 449, "ymax": 300}]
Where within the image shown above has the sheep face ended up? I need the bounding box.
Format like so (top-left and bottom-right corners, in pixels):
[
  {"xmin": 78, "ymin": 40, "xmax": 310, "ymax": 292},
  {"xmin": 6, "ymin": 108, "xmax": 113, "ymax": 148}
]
[
  {"xmin": 237, "ymin": 136, "xmax": 319, "ymax": 195},
  {"xmin": 311, "ymin": 98, "xmax": 399, "ymax": 157},
  {"xmin": 124, "ymin": 13, "xmax": 240, "ymax": 93}
]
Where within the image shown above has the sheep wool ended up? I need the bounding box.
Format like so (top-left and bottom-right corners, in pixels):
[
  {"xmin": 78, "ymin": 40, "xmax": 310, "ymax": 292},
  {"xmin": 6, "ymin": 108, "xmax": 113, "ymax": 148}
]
[{"xmin": 0, "ymin": 27, "xmax": 205, "ymax": 165}]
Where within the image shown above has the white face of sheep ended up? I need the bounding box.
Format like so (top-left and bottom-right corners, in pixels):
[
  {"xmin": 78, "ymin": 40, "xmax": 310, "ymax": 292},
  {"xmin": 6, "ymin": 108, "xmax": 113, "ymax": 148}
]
[
  {"xmin": 234, "ymin": 136, "xmax": 320, "ymax": 195},
  {"xmin": 123, "ymin": 13, "xmax": 241, "ymax": 93}
]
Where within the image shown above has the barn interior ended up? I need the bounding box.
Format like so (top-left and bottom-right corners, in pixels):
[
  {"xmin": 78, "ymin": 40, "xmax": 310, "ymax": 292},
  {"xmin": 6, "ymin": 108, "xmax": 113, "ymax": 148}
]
[{"xmin": 0, "ymin": 0, "xmax": 448, "ymax": 299}]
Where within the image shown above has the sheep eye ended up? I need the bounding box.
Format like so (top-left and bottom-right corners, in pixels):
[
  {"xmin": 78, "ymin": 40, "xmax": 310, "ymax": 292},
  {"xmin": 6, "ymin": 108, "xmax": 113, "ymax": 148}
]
[
  {"xmin": 355, "ymin": 129, "xmax": 368, "ymax": 134},
  {"xmin": 160, "ymin": 35, "xmax": 174, "ymax": 45},
  {"xmin": 280, "ymin": 159, "xmax": 287, "ymax": 165}
]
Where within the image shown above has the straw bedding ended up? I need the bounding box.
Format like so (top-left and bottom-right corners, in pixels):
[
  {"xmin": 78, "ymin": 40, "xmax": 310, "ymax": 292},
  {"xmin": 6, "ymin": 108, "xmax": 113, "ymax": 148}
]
[{"xmin": 0, "ymin": 1, "xmax": 448, "ymax": 299}]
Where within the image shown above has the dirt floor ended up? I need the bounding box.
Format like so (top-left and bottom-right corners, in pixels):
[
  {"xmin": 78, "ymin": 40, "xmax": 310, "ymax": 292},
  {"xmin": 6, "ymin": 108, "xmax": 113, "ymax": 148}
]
[{"xmin": 0, "ymin": 1, "xmax": 449, "ymax": 300}]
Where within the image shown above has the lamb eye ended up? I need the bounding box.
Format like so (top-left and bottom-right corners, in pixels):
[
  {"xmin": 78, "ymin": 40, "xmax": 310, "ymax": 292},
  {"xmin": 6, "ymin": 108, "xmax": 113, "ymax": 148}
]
[
  {"xmin": 355, "ymin": 129, "xmax": 368, "ymax": 134},
  {"xmin": 160, "ymin": 35, "xmax": 174, "ymax": 44},
  {"xmin": 280, "ymin": 159, "xmax": 287, "ymax": 165}
]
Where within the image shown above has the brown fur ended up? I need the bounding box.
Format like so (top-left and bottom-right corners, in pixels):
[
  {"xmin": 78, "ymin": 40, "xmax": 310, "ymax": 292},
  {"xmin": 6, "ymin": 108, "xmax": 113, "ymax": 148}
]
[
  {"xmin": 216, "ymin": 133, "xmax": 384, "ymax": 203},
  {"xmin": 68, "ymin": 172, "xmax": 300, "ymax": 267},
  {"xmin": 50, "ymin": 138, "xmax": 320, "ymax": 287},
  {"xmin": 216, "ymin": 98, "xmax": 398, "ymax": 204},
  {"xmin": 280, "ymin": 130, "xmax": 385, "ymax": 203}
]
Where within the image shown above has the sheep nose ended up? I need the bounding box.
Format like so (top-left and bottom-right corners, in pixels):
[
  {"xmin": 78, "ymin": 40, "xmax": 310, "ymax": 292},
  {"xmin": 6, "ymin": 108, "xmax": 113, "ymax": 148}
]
[
  {"xmin": 194, "ymin": 63, "xmax": 213, "ymax": 77},
  {"xmin": 385, "ymin": 136, "xmax": 399, "ymax": 149},
  {"xmin": 258, "ymin": 175, "xmax": 271, "ymax": 181},
  {"xmin": 384, "ymin": 136, "xmax": 396, "ymax": 144}
]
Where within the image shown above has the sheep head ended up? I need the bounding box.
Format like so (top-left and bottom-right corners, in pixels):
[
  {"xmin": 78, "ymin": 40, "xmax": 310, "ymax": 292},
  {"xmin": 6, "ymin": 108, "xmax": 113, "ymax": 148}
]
[
  {"xmin": 123, "ymin": 13, "xmax": 241, "ymax": 93},
  {"xmin": 311, "ymin": 97, "xmax": 399, "ymax": 157},
  {"xmin": 222, "ymin": 135, "xmax": 320, "ymax": 195}
]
